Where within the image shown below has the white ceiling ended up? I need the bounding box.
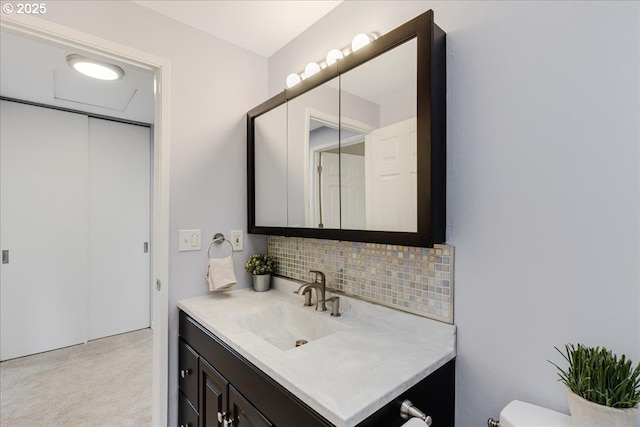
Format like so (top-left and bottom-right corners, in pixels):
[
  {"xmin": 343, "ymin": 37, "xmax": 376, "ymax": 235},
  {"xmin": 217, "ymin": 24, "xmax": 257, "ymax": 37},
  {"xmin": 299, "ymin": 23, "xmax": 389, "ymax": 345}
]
[
  {"xmin": 0, "ymin": 1, "xmax": 342, "ymax": 123},
  {"xmin": 132, "ymin": 1, "xmax": 342, "ymax": 57},
  {"xmin": 0, "ymin": 31, "xmax": 156, "ymax": 123}
]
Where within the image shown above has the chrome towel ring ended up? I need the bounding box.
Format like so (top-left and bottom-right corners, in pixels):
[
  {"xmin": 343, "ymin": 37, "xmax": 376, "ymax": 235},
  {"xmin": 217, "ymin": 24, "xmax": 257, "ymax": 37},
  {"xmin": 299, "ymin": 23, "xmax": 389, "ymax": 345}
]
[{"xmin": 207, "ymin": 233, "xmax": 234, "ymax": 259}]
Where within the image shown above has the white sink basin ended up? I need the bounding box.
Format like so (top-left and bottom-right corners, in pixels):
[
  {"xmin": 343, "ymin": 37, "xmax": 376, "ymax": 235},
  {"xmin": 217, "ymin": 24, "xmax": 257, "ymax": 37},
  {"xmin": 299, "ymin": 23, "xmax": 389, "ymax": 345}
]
[{"xmin": 229, "ymin": 302, "xmax": 349, "ymax": 351}]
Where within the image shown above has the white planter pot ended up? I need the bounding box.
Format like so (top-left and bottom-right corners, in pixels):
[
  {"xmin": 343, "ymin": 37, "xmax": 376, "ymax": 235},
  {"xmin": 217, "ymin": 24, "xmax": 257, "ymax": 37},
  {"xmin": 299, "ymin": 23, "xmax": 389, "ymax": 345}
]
[
  {"xmin": 567, "ymin": 389, "xmax": 639, "ymax": 427},
  {"xmin": 252, "ymin": 274, "xmax": 271, "ymax": 292}
]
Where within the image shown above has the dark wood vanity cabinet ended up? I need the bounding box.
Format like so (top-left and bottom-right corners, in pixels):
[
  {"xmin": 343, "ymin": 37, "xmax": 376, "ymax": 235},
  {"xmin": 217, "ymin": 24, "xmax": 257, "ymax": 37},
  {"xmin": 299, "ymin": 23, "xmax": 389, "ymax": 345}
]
[
  {"xmin": 179, "ymin": 339, "xmax": 272, "ymax": 427},
  {"xmin": 179, "ymin": 311, "xmax": 330, "ymax": 427},
  {"xmin": 179, "ymin": 311, "xmax": 455, "ymax": 427},
  {"xmin": 228, "ymin": 385, "xmax": 273, "ymax": 427}
]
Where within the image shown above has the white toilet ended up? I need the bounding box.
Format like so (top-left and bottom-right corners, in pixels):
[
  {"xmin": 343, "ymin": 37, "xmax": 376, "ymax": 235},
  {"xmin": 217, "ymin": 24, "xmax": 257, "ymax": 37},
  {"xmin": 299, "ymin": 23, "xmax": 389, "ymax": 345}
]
[{"xmin": 498, "ymin": 400, "xmax": 572, "ymax": 427}]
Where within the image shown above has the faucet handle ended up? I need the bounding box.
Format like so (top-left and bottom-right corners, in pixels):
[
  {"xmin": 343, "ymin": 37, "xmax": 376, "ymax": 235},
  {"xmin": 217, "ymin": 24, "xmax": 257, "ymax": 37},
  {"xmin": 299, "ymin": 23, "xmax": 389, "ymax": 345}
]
[{"xmin": 309, "ymin": 270, "xmax": 325, "ymax": 283}]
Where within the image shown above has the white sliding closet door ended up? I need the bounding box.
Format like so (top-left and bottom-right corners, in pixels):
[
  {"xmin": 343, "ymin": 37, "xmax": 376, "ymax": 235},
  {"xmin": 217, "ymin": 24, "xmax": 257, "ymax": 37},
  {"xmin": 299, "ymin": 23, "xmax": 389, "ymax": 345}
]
[
  {"xmin": 0, "ymin": 101, "xmax": 89, "ymax": 361},
  {"xmin": 88, "ymin": 118, "xmax": 150, "ymax": 340}
]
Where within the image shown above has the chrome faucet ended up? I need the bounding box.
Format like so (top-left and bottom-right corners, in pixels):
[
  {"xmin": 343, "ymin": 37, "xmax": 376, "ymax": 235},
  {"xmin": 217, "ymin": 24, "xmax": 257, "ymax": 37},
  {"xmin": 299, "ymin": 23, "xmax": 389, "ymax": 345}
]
[{"xmin": 294, "ymin": 270, "xmax": 327, "ymax": 311}]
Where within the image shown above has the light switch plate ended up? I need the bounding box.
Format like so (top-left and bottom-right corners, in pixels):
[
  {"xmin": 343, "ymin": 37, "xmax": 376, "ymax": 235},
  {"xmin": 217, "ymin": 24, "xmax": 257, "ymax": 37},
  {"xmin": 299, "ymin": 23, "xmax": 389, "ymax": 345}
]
[{"xmin": 179, "ymin": 229, "xmax": 201, "ymax": 251}]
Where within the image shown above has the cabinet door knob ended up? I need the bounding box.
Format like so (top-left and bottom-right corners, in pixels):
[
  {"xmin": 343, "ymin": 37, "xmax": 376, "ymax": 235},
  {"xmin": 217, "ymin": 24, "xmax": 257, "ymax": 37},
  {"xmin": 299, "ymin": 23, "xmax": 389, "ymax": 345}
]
[
  {"xmin": 217, "ymin": 411, "xmax": 226, "ymax": 423},
  {"xmin": 180, "ymin": 368, "xmax": 191, "ymax": 378},
  {"xmin": 180, "ymin": 424, "xmax": 190, "ymax": 427}
]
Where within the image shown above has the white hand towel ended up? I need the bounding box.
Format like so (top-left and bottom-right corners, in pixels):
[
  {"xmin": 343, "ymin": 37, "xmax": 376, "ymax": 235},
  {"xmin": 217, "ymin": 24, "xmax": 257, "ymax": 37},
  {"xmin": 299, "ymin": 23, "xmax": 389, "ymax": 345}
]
[
  {"xmin": 401, "ymin": 419, "xmax": 429, "ymax": 427},
  {"xmin": 205, "ymin": 256, "xmax": 237, "ymax": 291}
]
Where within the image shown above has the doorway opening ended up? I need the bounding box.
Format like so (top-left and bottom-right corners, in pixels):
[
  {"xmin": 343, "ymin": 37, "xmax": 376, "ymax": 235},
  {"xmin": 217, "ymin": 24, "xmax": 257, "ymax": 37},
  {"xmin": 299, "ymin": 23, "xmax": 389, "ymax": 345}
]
[{"xmin": 0, "ymin": 16, "xmax": 170, "ymax": 426}]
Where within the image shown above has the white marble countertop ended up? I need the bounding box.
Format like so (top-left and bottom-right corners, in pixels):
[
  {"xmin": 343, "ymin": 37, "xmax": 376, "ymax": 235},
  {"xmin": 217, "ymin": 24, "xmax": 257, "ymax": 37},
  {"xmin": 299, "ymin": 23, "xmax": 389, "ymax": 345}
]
[{"xmin": 178, "ymin": 277, "xmax": 456, "ymax": 427}]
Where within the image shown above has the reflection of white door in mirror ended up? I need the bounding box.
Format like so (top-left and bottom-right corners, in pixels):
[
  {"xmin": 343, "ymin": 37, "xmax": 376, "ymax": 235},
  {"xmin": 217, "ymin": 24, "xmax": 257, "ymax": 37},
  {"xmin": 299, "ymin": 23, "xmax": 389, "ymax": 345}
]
[
  {"xmin": 340, "ymin": 153, "xmax": 366, "ymax": 229},
  {"xmin": 312, "ymin": 146, "xmax": 366, "ymax": 229},
  {"xmin": 319, "ymin": 152, "xmax": 340, "ymax": 228},
  {"xmin": 365, "ymin": 118, "xmax": 417, "ymax": 232}
]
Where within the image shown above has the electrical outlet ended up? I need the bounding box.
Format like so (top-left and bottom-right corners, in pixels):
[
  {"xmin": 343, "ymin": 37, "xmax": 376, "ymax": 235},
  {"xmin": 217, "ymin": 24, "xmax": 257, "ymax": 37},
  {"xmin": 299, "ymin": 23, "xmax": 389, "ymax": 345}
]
[{"xmin": 230, "ymin": 230, "xmax": 243, "ymax": 251}]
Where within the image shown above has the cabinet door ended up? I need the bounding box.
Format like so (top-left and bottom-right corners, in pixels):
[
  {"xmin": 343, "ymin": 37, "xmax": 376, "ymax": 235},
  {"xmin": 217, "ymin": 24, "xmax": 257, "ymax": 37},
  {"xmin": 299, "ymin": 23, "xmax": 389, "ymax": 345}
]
[
  {"xmin": 179, "ymin": 340, "xmax": 199, "ymax": 409},
  {"xmin": 200, "ymin": 358, "xmax": 228, "ymax": 427},
  {"xmin": 228, "ymin": 385, "xmax": 273, "ymax": 427},
  {"xmin": 179, "ymin": 392, "xmax": 199, "ymax": 427}
]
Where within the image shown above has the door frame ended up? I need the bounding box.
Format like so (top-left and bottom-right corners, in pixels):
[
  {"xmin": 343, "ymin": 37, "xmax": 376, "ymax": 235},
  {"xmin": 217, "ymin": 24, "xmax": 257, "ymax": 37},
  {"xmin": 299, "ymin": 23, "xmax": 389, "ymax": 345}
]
[
  {"xmin": 305, "ymin": 109, "xmax": 373, "ymax": 228},
  {"xmin": 0, "ymin": 14, "xmax": 171, "ymax": 426}
]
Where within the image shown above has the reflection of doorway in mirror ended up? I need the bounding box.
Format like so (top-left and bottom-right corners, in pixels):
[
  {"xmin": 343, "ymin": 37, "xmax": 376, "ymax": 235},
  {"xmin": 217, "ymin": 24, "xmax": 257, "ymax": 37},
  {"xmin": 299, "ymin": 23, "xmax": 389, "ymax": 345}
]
[
  {"xmin": 313, "ymin": 148, "xmax": 365, "ymax": 229},
  {"xmin": 365, "ymin": 117, "xmax": 417, "ymax": 232},
  {"xmin": 306, "ymin": 113, "xmax": 373, "ymax": 228}
]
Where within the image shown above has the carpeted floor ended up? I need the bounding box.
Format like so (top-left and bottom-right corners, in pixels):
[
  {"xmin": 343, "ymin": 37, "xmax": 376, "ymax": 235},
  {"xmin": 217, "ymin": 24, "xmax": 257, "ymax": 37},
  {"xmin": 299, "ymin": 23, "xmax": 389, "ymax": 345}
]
[{"xmin": 0, "ymin": 328, "xmax": 152, "ymax": 427}]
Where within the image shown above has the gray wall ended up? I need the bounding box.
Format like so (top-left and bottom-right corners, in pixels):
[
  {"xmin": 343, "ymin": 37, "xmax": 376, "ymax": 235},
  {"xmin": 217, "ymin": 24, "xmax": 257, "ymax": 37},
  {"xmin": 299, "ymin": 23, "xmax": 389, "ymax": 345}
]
[
  {"xmin": 269, "ymin": 1, "xmax": 640, "ymax": 426},
  {"xmin": 39, "ymin": 2, "xmax": 268, "ymax": 425}
]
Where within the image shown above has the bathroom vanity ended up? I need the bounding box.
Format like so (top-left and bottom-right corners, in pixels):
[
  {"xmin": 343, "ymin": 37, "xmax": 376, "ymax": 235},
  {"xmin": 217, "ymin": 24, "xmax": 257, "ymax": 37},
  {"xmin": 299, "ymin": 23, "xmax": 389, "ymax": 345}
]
[{"xmin": 177, "ymin": 279, "xmax": 455, "ymax": 427}]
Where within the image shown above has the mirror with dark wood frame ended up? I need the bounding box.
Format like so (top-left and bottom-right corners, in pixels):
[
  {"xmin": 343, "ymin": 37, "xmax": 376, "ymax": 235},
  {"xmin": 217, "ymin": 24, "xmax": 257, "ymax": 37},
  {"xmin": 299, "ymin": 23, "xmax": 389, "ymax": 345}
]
[{"xmin": 247, "ymin": 10, "xmax": 445, "ymax": 247}]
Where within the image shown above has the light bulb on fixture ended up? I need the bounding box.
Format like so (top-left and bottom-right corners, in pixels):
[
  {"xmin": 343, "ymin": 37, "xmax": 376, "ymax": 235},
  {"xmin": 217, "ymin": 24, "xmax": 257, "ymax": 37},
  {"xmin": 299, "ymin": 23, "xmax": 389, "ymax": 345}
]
[
  {"xmin": 66, "ymin": 54, "xmax": 124, "ymax": 81},
  {"xmin": 304, "ymin": 62, "xmax": 321, "ymax": 78},
  {"xmin": 325, "ymin": 49, "xmax": 344, "ymax": 66},
  {"xmin": 351, "ymin": 33, "xmax": 372, "ymax": 52},
  {"xmin": 286, "ymin": 73, "xmax": 301, "ymax": 88},
  {"xmin": 285, "ymin": 31, "xmax": 377, "ymax": 88}
]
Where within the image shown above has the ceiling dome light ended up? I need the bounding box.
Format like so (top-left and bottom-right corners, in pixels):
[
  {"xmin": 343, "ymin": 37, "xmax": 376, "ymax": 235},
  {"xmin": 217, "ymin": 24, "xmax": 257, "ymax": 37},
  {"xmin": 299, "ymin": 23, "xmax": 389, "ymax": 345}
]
[
  {"xmin": 325, "ymin": 49, "xmax": 344, "ymax": 66},
  {"xmin": 351, "ymin": 33, "xmax": 371, "ymax": 52},
  {"xmin": 286, "ymin": 73, "xmax": 301, "ymax": 88},
  {"xmin": 304, "ymin": 62, "xmax": 321, "ymax": 78},
  {"xmin": 66, "ymin": 54, "xmax": 125, "ymax": 81}
]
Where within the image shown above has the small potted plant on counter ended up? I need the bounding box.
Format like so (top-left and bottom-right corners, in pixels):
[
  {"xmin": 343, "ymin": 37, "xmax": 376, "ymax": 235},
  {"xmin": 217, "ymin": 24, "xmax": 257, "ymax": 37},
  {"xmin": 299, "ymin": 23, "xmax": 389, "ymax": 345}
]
[
  {"xmin": 550, "ymin": 343, "xmax": 640, "ymax": 427},
  {"xmin": 245, "ymin": 254, "xmax": 277, "ymax": 292}
]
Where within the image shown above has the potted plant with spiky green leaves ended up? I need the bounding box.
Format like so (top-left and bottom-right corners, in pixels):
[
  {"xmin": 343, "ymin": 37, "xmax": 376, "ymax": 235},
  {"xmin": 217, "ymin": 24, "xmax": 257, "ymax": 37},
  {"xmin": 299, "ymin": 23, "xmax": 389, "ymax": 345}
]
[{"xmin": 550, "ymin": 343, "xmax": 640, "ymax": 427}]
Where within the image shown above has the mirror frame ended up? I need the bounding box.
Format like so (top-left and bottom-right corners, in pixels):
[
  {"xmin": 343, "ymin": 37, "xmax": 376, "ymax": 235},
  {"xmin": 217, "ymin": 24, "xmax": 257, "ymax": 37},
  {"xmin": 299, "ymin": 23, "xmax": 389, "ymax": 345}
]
[{"xmin": 247, "ymin": 10, "xmax": 445, "ymax": 247}]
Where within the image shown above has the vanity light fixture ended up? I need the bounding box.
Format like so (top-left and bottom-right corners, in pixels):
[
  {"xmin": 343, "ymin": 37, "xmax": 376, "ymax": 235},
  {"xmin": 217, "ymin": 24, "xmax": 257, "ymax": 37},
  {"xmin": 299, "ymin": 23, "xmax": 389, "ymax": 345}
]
[
  {"xmin": 283, "ymin": 32, "xmax": 377, "ymax": 89},
  {"xmin": 66, "ymin": 54, "xmax": 125, "ymax": 81}
]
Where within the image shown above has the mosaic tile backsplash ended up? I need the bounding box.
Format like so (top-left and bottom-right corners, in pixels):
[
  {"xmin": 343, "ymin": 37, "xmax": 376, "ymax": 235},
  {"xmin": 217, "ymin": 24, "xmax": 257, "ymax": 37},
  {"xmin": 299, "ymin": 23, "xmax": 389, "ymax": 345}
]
[{"xmin": 267, "ymin": 237, "xmax": 454, "ymax": 324}]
